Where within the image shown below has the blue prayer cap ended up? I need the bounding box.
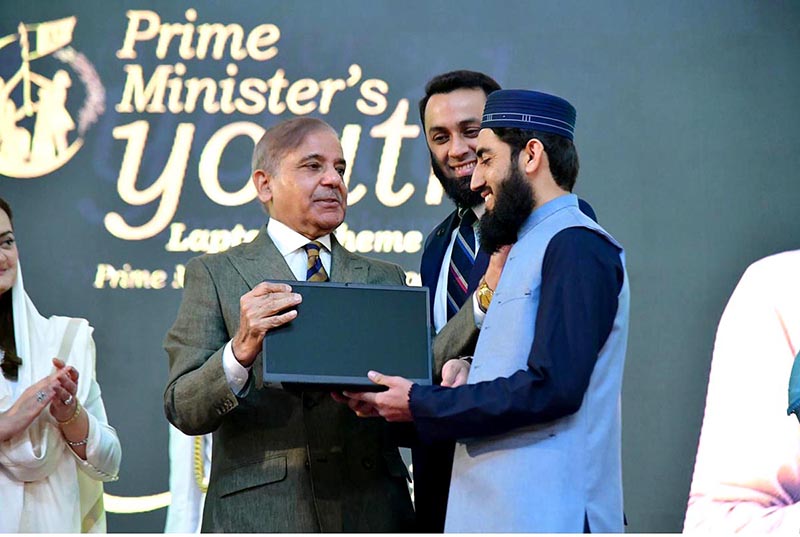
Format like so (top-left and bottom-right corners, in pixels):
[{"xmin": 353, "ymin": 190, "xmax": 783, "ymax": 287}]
[{"xmin": 481, "ymin": 89, "xmax": 577, "ymax": 140}]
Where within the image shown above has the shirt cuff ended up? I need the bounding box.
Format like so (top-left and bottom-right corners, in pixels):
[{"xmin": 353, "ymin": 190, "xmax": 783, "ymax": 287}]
[
  {"xmin": 73, "ymin": 409, "xmax": 120, "ymax": 481},
  {"xmin": 472, "ymin": 292, "xmax": 486, "ymax": 329},
  {"xmin": 223, "ymin": 341, "xmax": 251, "ymax": 395}
]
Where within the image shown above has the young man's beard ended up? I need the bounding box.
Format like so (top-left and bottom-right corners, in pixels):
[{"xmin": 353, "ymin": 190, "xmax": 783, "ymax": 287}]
[
  {"xmin": 478, "ymin": 163, "xmax": 535, "ymax": 253},
  {"xmin": 431, "ymin": 154, "xmax": 484, "ymax": 209}
]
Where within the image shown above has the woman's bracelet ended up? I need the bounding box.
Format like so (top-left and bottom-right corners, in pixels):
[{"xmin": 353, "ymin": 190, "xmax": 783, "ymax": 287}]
[
  {"xmin": 57, "ymin": 401, "xmax": 82, "ymax": 427},
  {"xmin": 65, "ymin": 436, "xmax": 88, "ymax": 447}
]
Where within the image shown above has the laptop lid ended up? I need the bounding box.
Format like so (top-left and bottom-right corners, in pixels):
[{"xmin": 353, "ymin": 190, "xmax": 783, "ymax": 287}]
[{"xmin": 262, "ymin": 281, "xmax": 432, "ymax": 390}]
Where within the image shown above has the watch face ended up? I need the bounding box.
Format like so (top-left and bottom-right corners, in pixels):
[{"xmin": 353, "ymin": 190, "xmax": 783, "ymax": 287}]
[{"xmin": 478, "ymin": 285, "xmax": 493, "ymax": 312}]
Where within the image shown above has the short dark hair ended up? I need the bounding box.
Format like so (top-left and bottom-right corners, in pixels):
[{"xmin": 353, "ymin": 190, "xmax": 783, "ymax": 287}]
[
  {"xmin": 0, "ymin": 197, "xmax": 12, "ymax": 226},
  {"xmin": 492, "ymin": 128, "xmax": 580, "ymax": 191},
  {"xmin": 418, "ymin": 70, "xmax": 501, "ymax": 130},
  {"xmin": 252, "ymin": 117, "xmax": 338, "ymax": 176}
]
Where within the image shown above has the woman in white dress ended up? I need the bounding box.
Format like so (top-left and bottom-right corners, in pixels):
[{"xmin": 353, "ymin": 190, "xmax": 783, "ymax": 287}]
[{"xmin": 0, "ymin": 197, "xmax": 122, "ymax": 532}]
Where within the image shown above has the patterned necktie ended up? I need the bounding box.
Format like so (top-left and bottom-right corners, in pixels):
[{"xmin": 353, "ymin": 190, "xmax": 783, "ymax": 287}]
[
  {"xmin": 304, "ymin": 241, "xmax": 329, "ymax": 282},
  {"xmin": 446, "ymin": 208, "xmax": 477, "ymax": 319}
]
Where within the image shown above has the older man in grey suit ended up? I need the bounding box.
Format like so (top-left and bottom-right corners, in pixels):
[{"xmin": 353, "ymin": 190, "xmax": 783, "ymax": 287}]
[{"xmin": 164, "ymin": 117, "xmax": 415, "ymax": 532}]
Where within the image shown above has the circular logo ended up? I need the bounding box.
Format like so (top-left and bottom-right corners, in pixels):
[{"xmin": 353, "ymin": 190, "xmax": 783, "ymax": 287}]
[{"xmin": 0, "ymin": 17, "xmax": 104, "ymax": 179}]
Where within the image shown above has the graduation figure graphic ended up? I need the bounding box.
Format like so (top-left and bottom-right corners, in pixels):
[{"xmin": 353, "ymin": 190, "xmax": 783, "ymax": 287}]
[{"xmin": 0, "ymin": 17, "xmax": 102, "ymax": 179}]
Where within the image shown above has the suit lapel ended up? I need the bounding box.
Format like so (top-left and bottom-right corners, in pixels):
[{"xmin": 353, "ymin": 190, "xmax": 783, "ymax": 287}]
[
  {"xmin": 468, "ymin": 249, "xmax": 490, "ymax": 295},
  {"xmin": 420, "ymin": 210, "xmax": 459, "ymax": 317},
  {"xmin": 227, "ymin": 227, "xmax": 294, "ymax": 391},
  {"xmin": 228, "ymin": 227, "xmax": 296, "ymax": 289},
  {"xmin": 421, "ymin": 209, "xmax": 489, "ymax": 299},
  {"xmin": 329, "ymin": 235, "xmax": 370, "ymax": 283},
  {"xmin": 231, "ymin": 227, "xmax": 372, "ymax": 286}
]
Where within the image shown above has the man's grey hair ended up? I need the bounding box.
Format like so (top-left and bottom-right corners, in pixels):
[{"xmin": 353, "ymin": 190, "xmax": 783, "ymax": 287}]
[{"xmin": 251, "ymin": 117, "xmax": 338, "ymax": 176}]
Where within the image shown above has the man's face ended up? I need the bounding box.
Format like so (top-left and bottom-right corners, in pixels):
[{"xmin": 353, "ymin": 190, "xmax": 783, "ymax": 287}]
[
  {"xmin": 472, "ymin": 128, "xmax": 535, "ymax": 252},
  {"xmin": 0, "ymin": 209, "xmax": 18, "ymax": 296},
  {"xmin": 258, "ymin": 128, "xmax": 348, "ymax": 240},
  {"xmin": 424, "ymin": 88, "xmax": 486, "ymax": 208}
]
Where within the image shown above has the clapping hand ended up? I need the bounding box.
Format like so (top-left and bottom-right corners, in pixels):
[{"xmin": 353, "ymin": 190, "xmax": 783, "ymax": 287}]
[
  {"xmin": 0, "ymin": 360, "xmax": 75, "ymax": 442},
  {"xmin": 48, "ymin": 358, "xmax": 79, "ymax": 423}
]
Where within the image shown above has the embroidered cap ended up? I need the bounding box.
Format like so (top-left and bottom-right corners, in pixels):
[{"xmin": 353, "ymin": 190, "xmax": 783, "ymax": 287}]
[{"xmin": 481, "ymin": 89, "xmax": 577, "ymax": 140}]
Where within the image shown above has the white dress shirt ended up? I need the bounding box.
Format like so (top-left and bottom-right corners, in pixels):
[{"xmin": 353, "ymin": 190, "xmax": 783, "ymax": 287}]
[
  {"xmin": 433, "ymin": 204, "xmax": 487, "ymax": 334},
  {"xmin": 222, "ymin": 218, "xmax": 333, "ymax": 393}
]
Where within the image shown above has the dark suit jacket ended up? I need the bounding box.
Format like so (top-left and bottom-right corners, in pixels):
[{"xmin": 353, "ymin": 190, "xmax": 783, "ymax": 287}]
[
  {"xmin": 420, "ymin": 209, "xmax": 491, "ymax": 316},
  {"xmin": 412, "ymin": 208, "xmax": 488, "ymax": 532},
  {"xmin": 420, "ymin": 209, "xmax": 489, "ymax": 378},
  {"xmin": 164, "ymin": 228, "xmax": 415, "ymax": 533}
]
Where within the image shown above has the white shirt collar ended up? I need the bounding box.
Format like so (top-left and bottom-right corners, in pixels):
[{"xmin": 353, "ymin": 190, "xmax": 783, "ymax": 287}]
[
  {"xmin": 267, "ymin": 218, "xmax": 333, "ymax": 256},
  {"xmin": 459, "ymin": 202, "xmax": 486, "ymax": 221}
]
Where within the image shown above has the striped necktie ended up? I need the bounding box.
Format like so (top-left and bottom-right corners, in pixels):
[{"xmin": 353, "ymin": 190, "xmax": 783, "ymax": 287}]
[
  {"xmin": 304, "ymin": 241, "xmax": 329, "ymax": 282},
  {"xmin": 446, "ymin": 209, "xmax": 477, "ymax": 319}
]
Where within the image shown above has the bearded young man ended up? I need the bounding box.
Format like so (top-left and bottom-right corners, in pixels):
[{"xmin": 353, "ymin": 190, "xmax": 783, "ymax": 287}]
[
  {"xmin": 341, "ymin": 89, "xmax": 629, "ymax": 533},
  {"xmin": 414, "ymin": 72, "xmax": 600, "ymax": 532}
]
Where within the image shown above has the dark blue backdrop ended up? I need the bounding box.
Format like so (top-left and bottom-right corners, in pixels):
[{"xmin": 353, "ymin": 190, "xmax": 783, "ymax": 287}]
[{"xmin": 2, "ymin": 0, "xmax": 799, "ymax": 531}]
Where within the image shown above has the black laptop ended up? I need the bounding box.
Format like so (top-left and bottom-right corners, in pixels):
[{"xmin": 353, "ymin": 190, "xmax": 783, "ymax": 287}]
[{"xmin": 262, "ymin": 281, "xmax": 432, "ymax": 391}]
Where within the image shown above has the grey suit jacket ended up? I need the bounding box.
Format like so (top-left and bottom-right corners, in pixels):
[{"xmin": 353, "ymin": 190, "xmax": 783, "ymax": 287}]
[
  {"xmin": 432, "ymin": 298, "xmax": 479, "ymax": 378},
  {"xmin": 164, "ymin": 227, "xmax": 415, "ymax": 532}
]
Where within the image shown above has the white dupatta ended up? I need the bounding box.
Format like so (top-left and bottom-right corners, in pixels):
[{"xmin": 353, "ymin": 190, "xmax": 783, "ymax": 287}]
[{"xmin": 0, "ymin": 263, "xmax": 107, "ymax": 532}]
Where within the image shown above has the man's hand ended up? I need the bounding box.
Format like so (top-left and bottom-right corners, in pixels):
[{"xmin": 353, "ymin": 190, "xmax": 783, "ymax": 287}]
[
  {"xmin": 340, "ymin": 371, "xmax": 414, "ymax": 422},
  {"xmin": 484, "ymin": 244, "xmax": 512, "ymax": 289},
  {"xmin": 441, "ymin": 357, "xmax": 471, "ymax": 387},
  {"xmin": 330, "ymin": 391, "xmax": 381, "ymax": 418},
  {"xmin": 232, "ymin": 282, "xmax": 302, "ymax": 367}
]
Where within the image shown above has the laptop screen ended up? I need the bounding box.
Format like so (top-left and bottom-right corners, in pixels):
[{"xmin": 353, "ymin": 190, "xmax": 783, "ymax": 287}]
[{"xmin": 262, "ymin": 281, "xmax": 432, "ymax": 389}]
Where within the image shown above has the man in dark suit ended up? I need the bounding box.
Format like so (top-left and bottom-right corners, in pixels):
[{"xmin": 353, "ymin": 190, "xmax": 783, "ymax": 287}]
[
  {"xmin": 163, "ymin": 117, "xmax": 415, "ymax": 532},
  {"xmin": 413, "ymin": 70, "xmax": 501, "ymax": 533}
]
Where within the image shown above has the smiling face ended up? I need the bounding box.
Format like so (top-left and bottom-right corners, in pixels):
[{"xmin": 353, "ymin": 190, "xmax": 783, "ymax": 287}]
[
  {"xmin": 424, "ymin": 88, "xmax": 487, "ymax": 208},
  {"xmin": 472, "ymin": 128, "xmax": 536, "ymax": 253},
  {"xmin": 0, "ymin": 208, "xmax": 18, "ymax": 296},
  {"xmin": 255, "ymin": 127, "xmax": 348, "ymax": 240},
  {"xmin": 471, "ymin": 128, "xmax": 517, "ymax": 211}
]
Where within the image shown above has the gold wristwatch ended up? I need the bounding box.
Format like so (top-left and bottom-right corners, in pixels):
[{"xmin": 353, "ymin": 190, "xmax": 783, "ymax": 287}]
[{"xmin": 476, "ymin": 277, "xmax": 494, "ymax": 313}]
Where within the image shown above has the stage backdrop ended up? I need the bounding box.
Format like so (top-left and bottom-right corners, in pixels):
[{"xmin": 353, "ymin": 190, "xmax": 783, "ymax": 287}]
[{"xmin": 2, "ymin": 0, "xmax": 799, "ymax": 532}]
